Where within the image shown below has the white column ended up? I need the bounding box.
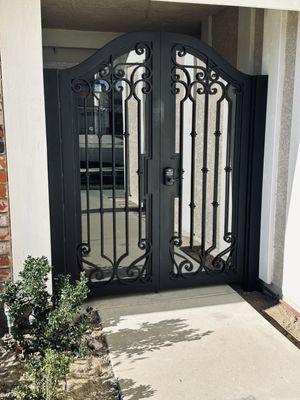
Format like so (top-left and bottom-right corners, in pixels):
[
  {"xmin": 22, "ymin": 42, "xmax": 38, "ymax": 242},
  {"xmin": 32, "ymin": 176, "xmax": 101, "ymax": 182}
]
[
  {"xmin": 0, "ymin": 0, "xmax": 51, "ymax": 277},
  {"xmin": 259, "ymin": 10, "xmax": 287, "ymax": 283},
  {"xmin": 282, "ymin": 13, "xmax": 300, "ymax": 313}
]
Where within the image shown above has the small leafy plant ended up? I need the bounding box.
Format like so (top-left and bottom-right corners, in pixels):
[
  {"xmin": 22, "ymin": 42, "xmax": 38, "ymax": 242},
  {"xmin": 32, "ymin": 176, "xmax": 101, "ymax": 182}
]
[
  {"xmin": 15, "ymin": 350, "xmax": 72, "ymax": 400},
  {"xmin": 0, "ymin": 256, "xmax": 92, "ymax": 400}
]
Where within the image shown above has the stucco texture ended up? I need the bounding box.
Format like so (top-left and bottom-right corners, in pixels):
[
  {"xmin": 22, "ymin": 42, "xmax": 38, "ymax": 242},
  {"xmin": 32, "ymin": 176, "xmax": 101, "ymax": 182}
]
[
  {"xmin": 212, "ymin": 7, "xmax": 239, "ymax": 67},
  {"xmin": 273, "ymin": 11, "xmax": 298, "ymax": 291}
]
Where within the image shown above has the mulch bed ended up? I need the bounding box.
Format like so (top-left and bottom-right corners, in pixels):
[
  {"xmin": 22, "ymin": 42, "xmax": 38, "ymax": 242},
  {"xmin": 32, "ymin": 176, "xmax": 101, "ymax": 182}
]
[{"xmin": 0, "ymin": 320, "xmax": 121, "ymax": 400}]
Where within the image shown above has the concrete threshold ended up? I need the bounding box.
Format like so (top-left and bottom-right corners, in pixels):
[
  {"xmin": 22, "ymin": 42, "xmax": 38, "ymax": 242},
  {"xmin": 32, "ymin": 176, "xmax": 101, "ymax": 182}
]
[{"xmin": 89, "ymin": 285, "xmax": 300, "ymax": 400}]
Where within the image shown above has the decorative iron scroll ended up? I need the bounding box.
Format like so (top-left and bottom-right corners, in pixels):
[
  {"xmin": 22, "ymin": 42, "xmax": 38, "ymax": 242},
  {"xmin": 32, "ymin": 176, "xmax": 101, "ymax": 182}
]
[
  {"xmin": 73, "ymin": 42, "xmax": 153, "ymax": 285},
  {"xmin": 169, "ymin": 44, "xmax": 240, "ymax": 278}
]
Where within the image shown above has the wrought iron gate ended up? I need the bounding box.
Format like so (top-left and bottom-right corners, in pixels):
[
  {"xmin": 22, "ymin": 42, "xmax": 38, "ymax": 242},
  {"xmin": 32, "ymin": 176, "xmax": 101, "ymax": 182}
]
[{"xmin": 44, "ymin": 32, "xmax": 267, "ymax": 296}]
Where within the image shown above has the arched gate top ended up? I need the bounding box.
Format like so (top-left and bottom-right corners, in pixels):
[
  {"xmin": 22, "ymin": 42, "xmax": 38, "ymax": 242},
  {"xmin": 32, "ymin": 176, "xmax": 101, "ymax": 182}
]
[{"xmin": 61, "ymin": 31, "xmax": 253, "ymax": 86}]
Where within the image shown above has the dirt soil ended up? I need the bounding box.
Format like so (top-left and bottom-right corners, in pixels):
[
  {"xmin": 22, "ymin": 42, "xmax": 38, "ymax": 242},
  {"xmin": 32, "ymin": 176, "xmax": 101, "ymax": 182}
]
[
  {"xmin": 0, "ymin": 323, "xmax": 120, "ymax": 400},
  {"xmin": 232, "ymin": 285, "xmax": 300, "ymax": 349}
]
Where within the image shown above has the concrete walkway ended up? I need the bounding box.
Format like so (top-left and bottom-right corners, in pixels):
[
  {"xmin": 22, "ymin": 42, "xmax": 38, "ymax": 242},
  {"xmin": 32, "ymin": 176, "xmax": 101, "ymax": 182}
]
[{"xmin": 89, "ymin": 285, "xmax": 300, "ymax": 400}]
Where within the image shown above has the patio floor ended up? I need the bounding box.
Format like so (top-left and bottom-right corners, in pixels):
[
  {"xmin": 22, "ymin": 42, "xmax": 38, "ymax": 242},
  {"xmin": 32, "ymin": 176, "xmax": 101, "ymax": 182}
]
[{"xmin": 88, "ymin": 285, "xmax": 300, "ymax": 400}]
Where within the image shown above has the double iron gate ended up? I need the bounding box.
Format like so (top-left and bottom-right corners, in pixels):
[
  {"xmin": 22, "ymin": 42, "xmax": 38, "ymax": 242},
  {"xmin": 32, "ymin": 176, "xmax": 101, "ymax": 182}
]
[{"xmin": 44, "ymin": 32, "xmax": 267, "ymax": 296}]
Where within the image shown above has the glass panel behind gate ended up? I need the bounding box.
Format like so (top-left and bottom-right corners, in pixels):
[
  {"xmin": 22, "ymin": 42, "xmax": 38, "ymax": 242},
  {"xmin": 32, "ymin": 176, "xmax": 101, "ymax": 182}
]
[
  {"xmin": 73, "ymin": 44, "xmax": 153, "ymax": 285},
  {"xmin": 170, "ymin": 46, "xmax": 238, "ymax": 278}
]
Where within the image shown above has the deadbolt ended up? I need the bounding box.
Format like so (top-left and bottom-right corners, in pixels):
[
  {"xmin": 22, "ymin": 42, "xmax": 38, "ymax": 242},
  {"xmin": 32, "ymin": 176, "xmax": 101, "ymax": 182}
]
[{"xmin": 164, "ymin": 167, "xmax": 175, "ymax": 186}]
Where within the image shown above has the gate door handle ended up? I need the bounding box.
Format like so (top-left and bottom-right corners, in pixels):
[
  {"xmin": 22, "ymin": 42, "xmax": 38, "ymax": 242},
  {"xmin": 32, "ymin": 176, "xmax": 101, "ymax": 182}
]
[
  {"xmin": 164, "ymin": 167, "xmax": 184, "ymax": 186},
  {"xmin": 164, "ymin": 167, "xmax": 175, "ymax": 185}
]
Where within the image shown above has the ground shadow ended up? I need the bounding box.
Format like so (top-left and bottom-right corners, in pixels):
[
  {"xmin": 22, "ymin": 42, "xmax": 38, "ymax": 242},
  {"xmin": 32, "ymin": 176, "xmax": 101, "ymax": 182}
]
[
  {"xmin": 118, "ymin": 378, "xmax": 155, "ymax": 400},
  {"xmin": 232, "ymin": 285, "xmax": 300, "ymax": 349},
  {"xmin": 106, "ymin": 318, "xmax": 213, "ymax": 362},
  {"xmin": 106, "ymin": 319, "xmax": 213, "ymax": 398}
]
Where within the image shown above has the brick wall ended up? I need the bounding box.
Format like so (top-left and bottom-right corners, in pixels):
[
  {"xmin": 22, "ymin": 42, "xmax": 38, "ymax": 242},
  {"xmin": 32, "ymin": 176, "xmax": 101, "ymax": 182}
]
[{"xmin": 0, "ymin": 57, "xmax": 12, "ymax": 290}]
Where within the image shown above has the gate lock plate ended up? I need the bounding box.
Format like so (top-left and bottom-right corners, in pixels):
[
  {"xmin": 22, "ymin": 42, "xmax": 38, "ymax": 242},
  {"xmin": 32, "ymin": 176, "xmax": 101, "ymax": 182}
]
[{"xmin": 164, "ymin": 167, "xmax": 175, "ymax": 186}]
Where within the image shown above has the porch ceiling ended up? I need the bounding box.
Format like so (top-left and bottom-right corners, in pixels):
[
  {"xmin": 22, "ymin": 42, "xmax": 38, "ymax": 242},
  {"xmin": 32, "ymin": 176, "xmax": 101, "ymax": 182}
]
[{"xmin": 41, "ymin": 0, "xmax": 226, "ymax": 34}]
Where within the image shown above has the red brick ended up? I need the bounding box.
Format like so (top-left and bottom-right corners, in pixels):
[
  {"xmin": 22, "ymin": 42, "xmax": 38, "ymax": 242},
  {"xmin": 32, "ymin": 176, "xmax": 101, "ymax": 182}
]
[
  {"xmin": 0, "ymin": 199, "xmax": 8, "ymax": 212},
  {"xmin": 0, "ymin": 73, "xmax": 11, "ymax": 284},
  {"xmin": 0, "ymin": 214, "xmax": 8, "ymax": 227},
  {"xmin": 0, "ymin": 156, "xmax": 6, "ymax": 170},
  {"xmin": 0, "ymin": 267, "xmax": 11, "ymax": 281},
  {"xmin": 0, "ymin": 227, "xmax": 9, "ymax": 240},
  {"xmin": 0, "ymin": 170, "xmax": 6, "ymax": 183},
  {"xmin": 0, "ymin": 242, "xmax": 10, "ymax": 255},
  {"xmin": 0, "ymin": 255, "xmax": 10, "ymax": 266},
  {"xmin": 0, "ymin": 184, "xmax": 7, "ymax": 198}
]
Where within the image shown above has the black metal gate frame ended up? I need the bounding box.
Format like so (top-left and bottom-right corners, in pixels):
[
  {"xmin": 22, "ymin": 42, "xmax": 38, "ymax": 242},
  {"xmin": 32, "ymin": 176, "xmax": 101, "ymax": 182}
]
[{"xmin": 44, "ymin": 32, "xmax": 268, "ymax": 297}]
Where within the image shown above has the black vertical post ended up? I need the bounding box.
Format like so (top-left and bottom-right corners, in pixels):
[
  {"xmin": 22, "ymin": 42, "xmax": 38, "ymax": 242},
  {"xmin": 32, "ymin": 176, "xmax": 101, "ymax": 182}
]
[
  {"xmin": 59, "ymin": 70, "xmax": 82, "ymax": 283},
  {"xmin": 243, "ymin": 75, "xmax": 268, "ymax": 291},
  {"xmin": 44, "ymin": 69, "xmax": 66, "ymax": 278}
]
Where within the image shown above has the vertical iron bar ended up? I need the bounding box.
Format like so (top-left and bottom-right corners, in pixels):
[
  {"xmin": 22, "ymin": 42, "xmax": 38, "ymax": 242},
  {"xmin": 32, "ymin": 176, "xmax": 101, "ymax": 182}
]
[
  {"xmin": 124, "ymin": 95, "xmax": 129, "ymax": 256},
  {"xmin": 178, "ymin": 100, "xmax": 184, "ymax": 241},
  {"xmin": 200, "ymin": 63, "xmax": 210, "ymax": 263},
  {"xmin": 98, "ymin": 98, "xmax": 105, "ymax": 259},
  {"xmin": 144, "ymin": 63, "xmax": 152, "ymax": 277},
  {"xmin": 111, "ymin": 72, "xmax": 117, "ymax": 266},
  {"xmin": 211, "ymin": 100, "xmax": 221, "ymax": 249},
  {"xmin": 137, "ymin": 97, "xmax": 142, "ymax": 243},
  {"xmin": 224, "ymin": 91, "xmax": 233, "ymax": 236},
  {"xmin": 189, "ymin": 98, "xmax": 196, "ymax": 249},
  {"xmin": 84, "ymin": 97, "xmax": 91, "ymax": 249}
]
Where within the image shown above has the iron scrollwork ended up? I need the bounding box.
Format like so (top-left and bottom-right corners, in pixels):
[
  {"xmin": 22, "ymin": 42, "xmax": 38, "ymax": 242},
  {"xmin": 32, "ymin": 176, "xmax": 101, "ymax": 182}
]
[
  {"xmin": 169, "ymin": 43, "xmax": 240, "ymax": 278},
  {"xmin": 73, "ymin": 42, "xmax": 153, "ymax": 286}
]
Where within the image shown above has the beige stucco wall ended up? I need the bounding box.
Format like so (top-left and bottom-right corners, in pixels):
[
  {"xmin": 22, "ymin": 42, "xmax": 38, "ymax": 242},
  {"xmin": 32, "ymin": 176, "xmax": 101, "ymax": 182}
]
[
  {"xmin": 0, "ymin": 0, "xmax": 52, "ymax": 280},
  {"xmin": 211, "ymin": 7, "xmax": 239, "ymax": 67},
  {"xmin": 282, "ymin": 15, "xmax": 300, "ymax": 310},
  {"xmin": 260, "ymin": 10, "xmax": 299, "ymax": 298},
  {"xmin": 237, "ymin": 8, "xmax": 264, "ymax": 74},
  {"xmin": 272, "ymin": 12, "xmax": 298, "ymax": 290}
]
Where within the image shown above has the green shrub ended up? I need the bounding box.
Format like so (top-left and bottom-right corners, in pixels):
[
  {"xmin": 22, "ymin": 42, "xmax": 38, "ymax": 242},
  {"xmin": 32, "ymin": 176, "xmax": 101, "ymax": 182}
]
[
  {"xmin": 0, "ymin": 256, "xmax": 92, "ymax": 400},
  {"xmin": 0, "ymin": 256, "xmax": 91, "ymax": 354},
  {"xmin": 15, "ymin": 349, "xmax": 72, "ymax": 400},
  {"xmin": 0, "ymin": 256, "xmax": 52, "ymax": 348}
]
